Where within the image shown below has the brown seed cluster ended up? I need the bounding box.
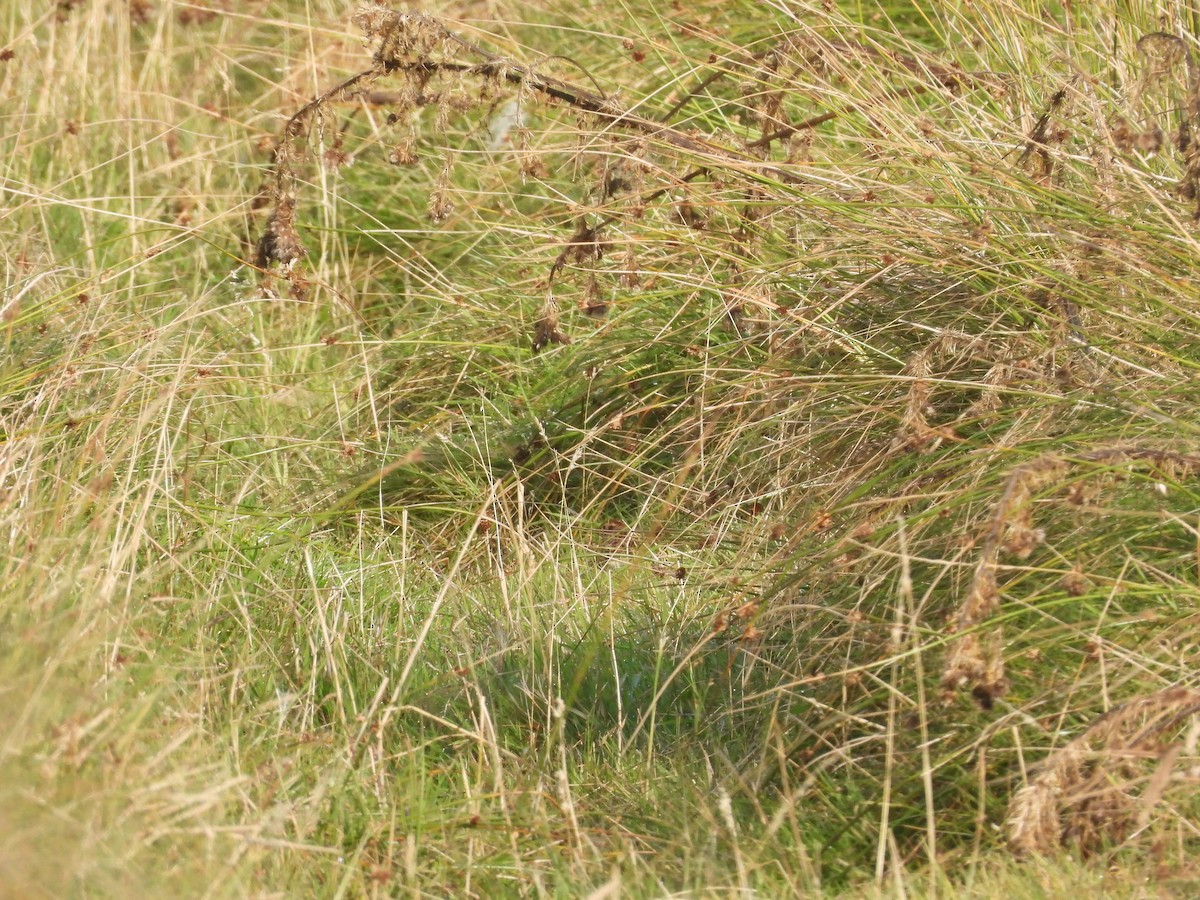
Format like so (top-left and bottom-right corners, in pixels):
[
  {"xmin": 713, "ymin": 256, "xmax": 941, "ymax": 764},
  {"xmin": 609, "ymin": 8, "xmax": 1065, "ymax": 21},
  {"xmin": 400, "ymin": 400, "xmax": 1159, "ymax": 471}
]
[{"xmin": 1009, "ymin": 687, "xmax": 1200, "ymax": 856}]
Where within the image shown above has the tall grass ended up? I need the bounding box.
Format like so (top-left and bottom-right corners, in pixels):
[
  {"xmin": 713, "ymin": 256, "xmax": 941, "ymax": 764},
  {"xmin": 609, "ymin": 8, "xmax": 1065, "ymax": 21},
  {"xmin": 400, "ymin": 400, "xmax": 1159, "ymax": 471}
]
[{"xmin": 4, "ymin": 0, "xmax": 1200, "ymax": 895}]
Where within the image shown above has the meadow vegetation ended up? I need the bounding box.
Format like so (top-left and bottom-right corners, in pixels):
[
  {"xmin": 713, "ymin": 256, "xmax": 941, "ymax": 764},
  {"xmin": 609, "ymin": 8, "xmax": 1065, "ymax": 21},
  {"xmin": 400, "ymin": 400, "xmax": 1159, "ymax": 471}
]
[{"xmin": 4, "ymin": 0, "xmax": 1200, "ymax": 895}]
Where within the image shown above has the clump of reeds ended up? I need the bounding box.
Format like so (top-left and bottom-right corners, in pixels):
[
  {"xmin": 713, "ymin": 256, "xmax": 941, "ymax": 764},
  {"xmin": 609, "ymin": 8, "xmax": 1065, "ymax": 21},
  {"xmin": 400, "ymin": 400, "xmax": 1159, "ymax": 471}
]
[
  {"xmin": 941, "ymin": 453, "xmax": 1066, "ymax": 708},
  {"xmin": 892, "ymin": 329, "xmax": 994, "ymax": 452},
  {"xmin": 250, "ymin": 4, "xmax": 1022, "ymax": 346},
  {"xmin": 1008, "ymin": 686, "xmax": 1200, "ymax": 856},
  {"xmin": 252, "ymin": 4, "xmax": 816, "ymax": 325},
  {"xmin": 1131, "ymin": 33, "xmax": 1200, "ymax": 214},
  {"xmin": 943, "ymin": 448, "xmax": 1200, "ymax": 708}
]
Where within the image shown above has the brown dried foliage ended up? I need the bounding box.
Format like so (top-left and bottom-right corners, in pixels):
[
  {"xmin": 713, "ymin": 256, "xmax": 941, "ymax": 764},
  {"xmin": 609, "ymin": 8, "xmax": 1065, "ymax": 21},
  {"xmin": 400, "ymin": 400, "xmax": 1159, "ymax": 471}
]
[
  {"xmin": 255, "ymin": 195, "xmax": 305, "ymax": 269},
  {"xmin": 252, "ymin": 4, "xmax": 1000, "ymax": 341},
  {"xmin": 893, "ymin": 330, "xmax": 992, "ymax": 452},
  {"xmin": 943, "ymin": 448, "xmax": 1200, "ymax": 708},
  {"xmin": 257, "ymin": 3, "xmax": 791, "ymax": 312},
  {"xmin": 1019, "ymin": 80, "xmax": 1075, "ymax": 183},
  {"xmin": 1009, "ymin": 687, "xmax": 1200, "ymax": 857},
  {"xmin": 1131, "ymin": 34, "xmax": 1200, "ymax": 215}
]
